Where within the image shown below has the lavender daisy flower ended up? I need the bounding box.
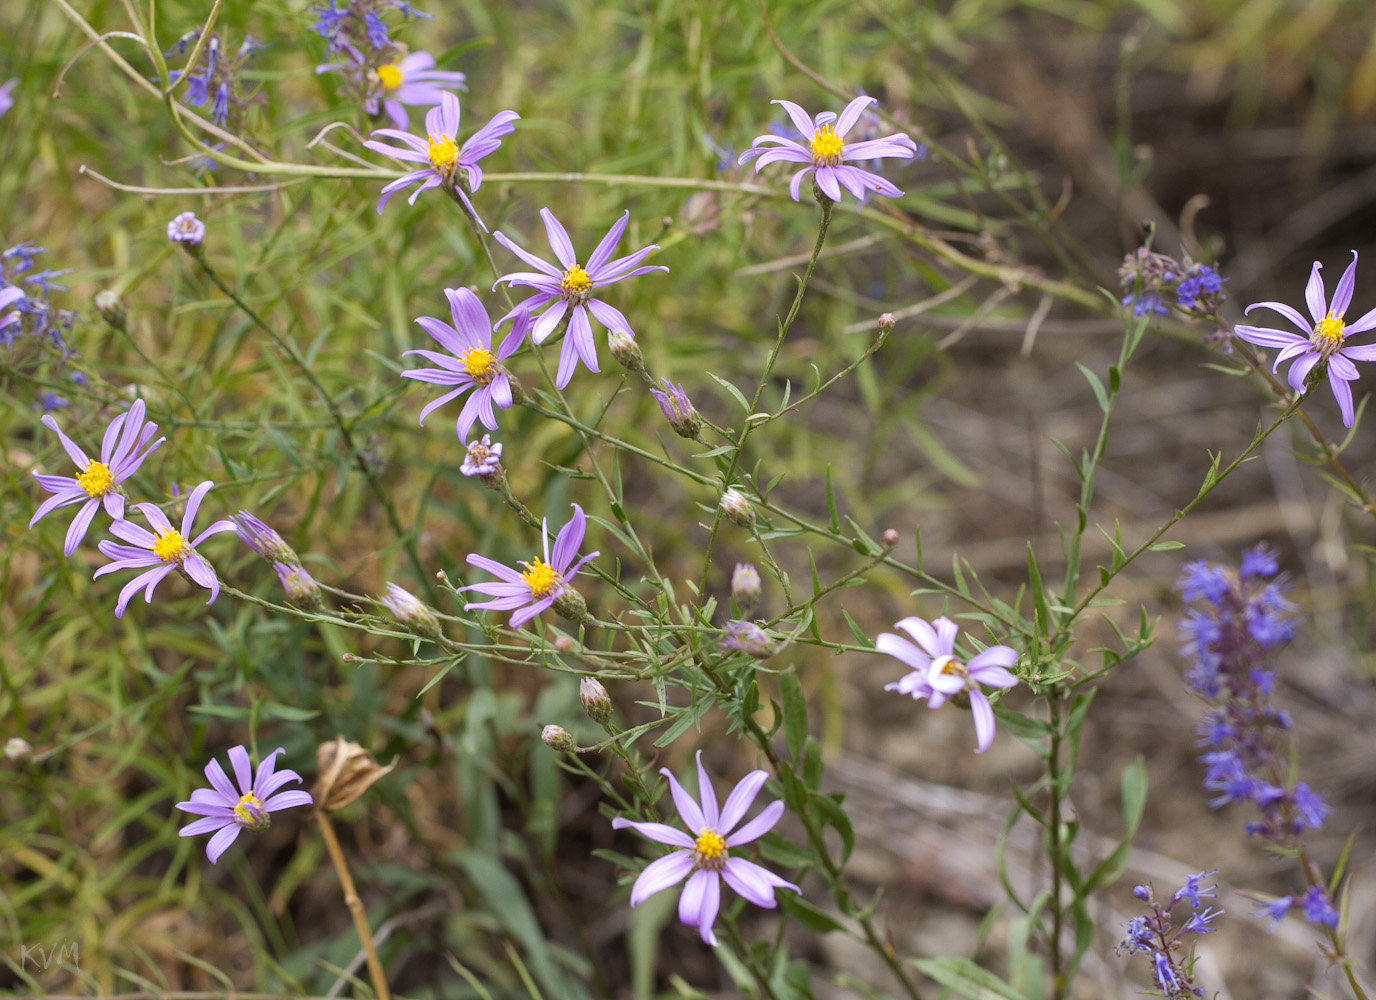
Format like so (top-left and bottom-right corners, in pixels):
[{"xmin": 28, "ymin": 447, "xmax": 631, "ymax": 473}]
[
  {"xmin": 460, "ymin": 434, "xmax": 502, "ymax": 478},
  {"xmin": 167, "ymin": 211, "xmax": 205, "ymax": 246},
  {"xmin": 0, "ymin": 79, "xmax": 16, "ymax": 118},
  {"xmin": 493, "ymin": 209, "xmax": 669, "ymax": 388},
  {"xmin": 175, "ymin": 745, "xmax": 313, "ymax": 863},
  {"xmin": 459, "ymin": 502, "xmax": 598, "ymax": 629},
  {"xmin": 402, "ymin": 288, "xmax": 525, "ymax": 443},
  {"xmin": 876, "ymin": 615, "xmax": 1019, "ymax": 753},
  {"xmin": 363, "ymin": 90, "xmax": 518, "ymax": 226},
  {"xmin": 737, "ymin": 96, "xmax": 917, "ymax": 203},
  {"xmin": 30, "ymin": 399, "xmax": 166, "ymax": 556},
  {"xmin": 1234, "ymin": 251, "xmax": 1376, "ymax": 427},
  {"xmin": 370, "ymin": 51, "xmax": 467, "ymax": 129},
  {"xmin": 611, "ymin": 750, "xmax": 800, "ymax": 946},
  {"xmin": 93, "ymin": 480, "xmax": 237, "ymax": 617}
]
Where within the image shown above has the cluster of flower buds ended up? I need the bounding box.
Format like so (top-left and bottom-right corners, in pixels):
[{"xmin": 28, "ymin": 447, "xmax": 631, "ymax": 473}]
[
  {"xmin": 1118, "ymin": 240, "xmax": 1227, "ymax": 320},
  {"xmin": 232, "ymin": 511, "xmax": 323, "ymax": 609},
  {"xmin": 1117, "ymin": 873, "xmax": 1221, "ymax": 998}
]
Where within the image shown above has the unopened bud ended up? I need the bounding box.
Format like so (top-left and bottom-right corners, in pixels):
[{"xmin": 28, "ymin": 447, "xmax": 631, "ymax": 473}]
[
  {"xmin": 314, "ymin": 736, "xmax": 398, "ymax": 811},
  {"xmin": 720, "ymin": 487, "xmax": 756, "ymax": 529},
  {"xmin": 5, "ymin": 737, "xmax": 32, "ymax": 761},
  {"xmin": 274, "ymin": 561, "xmax": 323, "ymax": 609},
  {"xmin": 731, "ymin": 563, "xmax": 762, "ymax": 613},
  {"xmin": 882, "ymin": 528, "xmax": 899, "ymax": 547},
  {"xmin": 725, "ymin": 620, "xmax": 776, "ymax": 659},
  {"xmin": 878, "ymin": 312, "xmax": 896, "ymax": 333},
  {"xmin": 232, "ymin": 511, "xmax": 299, "ymax": 565},
  {"xmin": 650, "ymin": 378, "xmax": 701, "ymax": 438},
  {"xmin": 553, "ymin": 584, "xmax": 590, "ymax": 624},
  {"xmin": 554, "ymin": 635, "xmax": 576, "ymax": 653},
  {"xmin": 380, "ymin": 582, "xmax": 442, "ymax": 639},
  {"xmin": 95, "ymin": 289, "xmax": 126, "ymax": 329},
  {"xmin": 580, "ymin": 677, "xmax": 613, "ymax": 726},
  {"xmin": 541, "ymin": 724, "xmax": 576, "ymax": 752},
  {"xmin": 609, "ymin": 329, "xmax": 646, "ymax": 375}
]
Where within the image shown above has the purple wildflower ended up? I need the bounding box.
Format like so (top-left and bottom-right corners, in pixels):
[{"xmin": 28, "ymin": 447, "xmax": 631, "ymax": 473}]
[
  {"xmin": 737, "ymin": 96, "xmax": 917, "ymax": 203},
  {"xmin": 492, "ymin": 209, "xmax": 669, "ymax": 389},
  {"xmin": 611, "ymin": 751, "xmax": 801, "ymax": 946},
  {"xmin": 167, "ymin": 212, "xmax": 206, "ymax": 246},
  {"xmin": 724, "ymin": 620, "xmax": 776, "ymax": 659},
  {"xmin": 401, "ymin": 288, "xmax": 525, "ymax": 443},
  {"xmin": 1300, "ymin": 885, "xmax": 1339, "ymax": 928},
  {"xmin": 231, "ymin": 510, "xmax": 296, "ymax": 564},
  {"xmin": 313, "ymin": 0, "xmax": 348, "ymax": 39},
  {"xmin": 460, "ymin": 434, "xmax": 503, "ymax": 478},
  {"xmin": 876, "ymin": 615, "xmax": 1020, "ymax": 753},
  {"xmin": 362, "ymin": 90, "xmax": 518, "ymax": 226},
  {"xmin": 363, "ymin": 10, "xmax": 390, "ymax": 48},
  {"xmin": 30, "ymin": 399, "xmax": 166, "ymax": 556},
  {"xmin": 649, "ymin": 378, "xmax": 701, "ymax": 438},
  {"xmin": 94, "ymin": 480, "xmax": 237, "ymax": 617},
  {"xmin": 1117, "ymin": 877, "xmax": 1222, "ymax": 997},
  {"xmin": 1234, "ymin": 251, "xmax": 1376, "ymax": 427},
  {"xmin": 0, "ymin": 284, "xmax": 23, "ymax": 331},
  {"xmin": 0, "ymin": 78, "xmax": 16, "ymax": 117},
  {"xmin": 1177, "ymin": 263, "xmax": 1227, "ymax": 312},
  {"xmin": 459, "ymin": 503, "xmax": 598, "ymax": 629},
  {"xmin": 369, "ymin": 51, "xmax": 466, "ymax": 129},
  {"xmin": 1122, "ymin": 291, "xmax": 1169, "ymax": 317},
  {"xmin": 1255, "ymin": 895, "xmax": 1293, "ymax": 928},
  {"xmin": 175, "ymin": 745, "xmax": 313, "ymax": 863}
]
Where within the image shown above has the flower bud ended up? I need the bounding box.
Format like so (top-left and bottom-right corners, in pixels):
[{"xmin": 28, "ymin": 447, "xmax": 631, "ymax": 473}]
[
  {"xmin": 541, "ymin": 724, "xmax": 576, "ymax": 753},
  {"xmin": 380, "ymin": 582, "xmax": 442, "ymax": 639},
  {"xmin": 274, "ymin": 561, "xmax": 323, "ymax": 609},
  {"xmin": 720, "ymin": 487, "xmax": 756, "ymax": 529},
  {"xmin": 95, "ymin": 289, "xmax": 126, "ymax": 329},
  {"xmin": 553, "ymin": 584, "xmax": 590, "ymax": 624},
  {"xmin": 725, "ymin": 620, "xmax": 776, "ymax": 659},
  {"xmin": 649, "ymin": 378, "xmax": 701, "ymax": 439},
  {"xmin": 232, "ymin": 511, "xmax": 299, "ymax": 565},
  {"xmin": 580, "ymin": 677, "xmax": 613, "ymax": 727},
  {"xmin": 314, "ymin": 736, "xmax": 398, "ymax": 811},
  {"xmin": 554, "ymin": 635, "xmax": 576, "ymax": 654},
  {"xmin": 731, "ymin": 562, "xmax": 762, "ymax": 613},
  {"xmin": 882, "ymin": 528, "xmax": 899, "ymax": 547},
  {"xmin": 609, "ymin": 329, "xmax": 646, "ymax": 375},
  {"xmin": 878, "ymin": 312, "xmax": 896, "ymax": 333},
  {"xmin": 5, "ymin": 737, "xmax": 32, "ymax": 761}
]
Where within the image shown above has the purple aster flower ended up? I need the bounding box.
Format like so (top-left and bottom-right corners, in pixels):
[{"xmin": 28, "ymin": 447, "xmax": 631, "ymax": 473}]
[
  {"xmin": 30, "ymin": 399, "xmax": 166, "ymax": 556},
  {"xmin": 175, "ymin": 745, "xmax": 313, "ymax": 863},
  {"xmin": 610, "ymin": 751, "xmax": 801, "ymax": 946},
  {"xmin": 876, "ymin": 615, "xmax": 1020, "ymax": 753},
  {"xmin": 459, "ymin": 502, "xmax": 598, "ymax": 629},
  {"xmin": 737, "ymin": 96, "xmax": 917, "ymax": 203},
  {"xmin": 724, "ymin": 620, "xmax": 776, "ymax": 659},
  {"xmin": 93, "ymin": 480, "xmax": 237, "ymax": 617},
  {"xmin": 369, "ymin": 51, "xmax": 467, "ymax": 130},
  {"xmin": 401, "ymin": 288, "xmax": 525, "ymax": 443},
  {"xmin": 362, "ymin": 90, "xmax": 518, "ymax": 226},
  {"xmin": 1234, "ymin": 251, "xmax": 1376, "ymax": 427},
  {"xmin": 167, "ymin": 211, "xmax": 206, "ymax": 246},
  {"xmin": 649, "ymin": 378, "xmax": 701, "ymax": 438},
  {"xmin": 1300, "ymin": 885, "xmax": 1339, "ymax": 928},
  {"xmin": 460, "ymin": 434, "xmax": 503, "ymax": 478},
  {"xmin": 0, "ymin": 284, "xmax": 23, "ymax": 331},
  {"xmin": 493, "ymin": 209, "xmax": 668, "ymax": 388},
  {"xmin": 0, "ymin": 78, "xmax": 16, "ymax": 118},
  {"xmin": 364, "ymin": 10, "xmax": 390, "ymax": 48}
]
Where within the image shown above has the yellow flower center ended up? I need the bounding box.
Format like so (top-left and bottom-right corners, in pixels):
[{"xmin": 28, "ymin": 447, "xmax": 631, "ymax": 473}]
[
  {"xmin": 152, "ymin": 527, "xmax": 190, "ymax": 563},
  {"xmin": 427, "ymin": 133, "xmax": 458, "ymax": 173},
  {"xmin": 1314, "ymin": 314, "xmax": 1346, "ymax": 346},
  {"xmin": 521, "ymin": 558, "xmax": 562, "ymax": 598},
  {"xmin": 462, "ymin": 346, "xmax": 497, "ymax": 381},
  {"xmin": 693, "ymin": 828, "xmax": 727, "ymax": 869},
  {"xmin": 233, "ymin": 791, "xmax": 268, "ymax": 830},
  {"xmin": 811, "ymin": 124, "xmax": 844, "ymax": 165},
  {"xmin": 76, "ymin": 460, "xmax": 114, "ymax": 497},
  {"xmin": 377, "ymin": 63, "xmax": 403, "ymax": 90},
  {"xmin": 560, "ymin": 264, "xmax": 593, "ymax": 295}
]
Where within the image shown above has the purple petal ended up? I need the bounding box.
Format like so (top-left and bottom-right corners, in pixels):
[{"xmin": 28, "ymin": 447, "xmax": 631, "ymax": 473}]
[
  {"xmin": 540, "ymin": 208, "xmax": 578, "ymax": 269},
  {"xmin": 416, "ymin": 385, "xmax": 472, "ymax": 427},
  {"xmin": 679, "ymin": 870, "xmax": 721, "ymax": 946},
  {"xmin": 179, "ymin": 815, "xmax": 233, "ymax": 836},
  {"xmin": 439, "ymin": 90, "xmax": 461, "ymax": 138},
  {"xmin": 722, "ymin": 857, "xmax": 797, "ymax": 907},
  {"xmin": 586, "ymin": 211, "xmax": 628, "ymax": 273},
  {"xmin": 894, "ymin": 616, "xmax": 944, "ymax": 657},
  {"xmin": 1287, "ymin": 352, "xmax": 1320, "ymax": 393},
  {"xmin": 772, "ymin": 99, "xmax": 815, "ymax": 139},
  {"xmin": 1304, "ymin": 261, "xmax": 1327, "ymax": 325},
  {"xmin": 1340, "ymin": 342, "xmax": 1376, "ymax": 362},
  {"xmin": 62, "ymin": 498, "xmax": 101, "ymax": 557},
  {"xmin": 465, "ymin": 553, "xmax": 527, "ymax": 583},
  {"xmin": 555, "ymin": 332, "xmax": 581, "ymax": 389},
  {"xmin": 814, "ymin": 166, "xmax": 842, "ymax": 202},
  {"xmin": 113, "ymin": 565, "xmax": 172, "ymax": 617},
  {"xmin": 204, "ymin": 757, "xmax": 239, "ymax": 803},
  {"xmin": 493, "ymin": 231, "xmax": 562, "ymax": 279},
  {"xmin": 103, "ymin": 492, "xmax": 126, "ymax": 520},
  {"xmin": 531, "ymin": 299, "xmax": 568, "ymax": 345},
  {"xmin": 205, "ymin": 824, "xmax": 242, "ymax": 864},
  {"xmin": 970, "ymin": 690, "xmax": 997, "ymax": 753},
  {"xmin": 661, "ymin": 766, "xmax": 707, "ymax": 832},
  {"xmin": 508, "ymin": 595, "xmax": 556, "ymax": 629},
  {"xmin": 610, "ymin": 817, "xmax": 696, "ymax": 849},
  {"xmin": 446, "ymin": 288, "xmax": 493, "ymax": 346},
  {"xmin": 1234, "ymin": 325, "xmax": 1307, "ymax": 350},
  {"xmin": 716, "ymin": 770, "xmax": 768, "ymax": 836},
  {"xmin": 29, "ymin": 488, "xmax": 84, "ymax": 528},
  {"xmin": 1332, "ymin": 251, "xmax": 1359, "ymax": 318},
  {"xmin": 724, "ymin": 799, "xmax": 783, "ymax": 847},
  {"xmin": 42, "ymin": 414, "xmax": 91, "ymax": 468},
  {"xmin": 788, "ymin": 166, "xmax": 813, "ymax": 201},
  {"xmin": 835, "ymin": 95, "xmax": 876, "ymax": 137},
  {"xmin": 551, "ymin": 503, "xmax": 587, "ymax": 573},
  {"xmin": 250, "ymin": 748, "xmax": 283, "ymax": 797},
  {"xmin": 568, "ymin": 306, "xmax": 599, "ymax": 373},
  {"xmin": 694, "ymin": 751, "xmax": 719, "ymax": 827},
  {"xmin": 228, "ymin": 745, "xmax": 253, "ymax": 795},
  {"xmin": 1243, "ymin": 300, "xmax": 1312, "ymax": 335},
  {"xmin": 626, "ymin": 850, "xmax": 695, "ymax": 906},
  {"xmin": 1328, "ymin": 367, "xmax": 1357, "ymax": 427},
  {"xmin": 585, "ymin": 298, "xmax": 635, "ymax": 338},
  {"xmin": 263, "ymin": 789, "xmax": 314, "ymax": 812},
  {"xmin": 180, "ymin": 481, "xmax": 214, "ymax": 536}
]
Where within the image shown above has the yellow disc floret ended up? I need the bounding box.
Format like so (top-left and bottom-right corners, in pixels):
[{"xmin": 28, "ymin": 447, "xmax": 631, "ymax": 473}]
[
  {"xmin": 76, "ymin": 460, "xmax": 114, "ymax": 497},
  {"xmin": 693, "ymin": 828, "xmax": 727, "ymax": 869},
  {"xmin": 233, "ymin": 791, "xmax": 268, "ymax": 830},
  {"xmin": 462, "ymin": 346, "xmax": 497, "ymax": 381},
  {"xmin": 1314, "ymin": 313, "xmax": 1346, "ymax": 347},
  {"xmin": 810, "ymin": 124, "xmax": 844, "ymax": 165},
  {"xmin": 427, "ymin": 134, "xmax": 458, "ymax": 173},
  {"xmin": 377, "ymin": 63, "xmax": 403, "ymax": 90},
  {"xmin": 560, "ymin": 264, "xmax": 593, "ymax": 296},
  {"xmin": 521, "ymin": 557, "xmax": 562, "ymax": 598},
  {"xmin": 152, "ymin": 527, "xmax": 190, "ymax": 563}
]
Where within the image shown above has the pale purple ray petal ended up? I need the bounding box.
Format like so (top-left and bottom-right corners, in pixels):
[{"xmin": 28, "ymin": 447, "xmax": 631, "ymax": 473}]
[
  {"xmin": 439, "ymin": 90, "xmax": 461, "ymax": 138},
  {"xmin": 446, "ymin": 288, "xmax": 492, "ymax": 345},
  {"xmin": 494, "ymin": 231, "xmax": 563, "ymax": 278},
  {"xmin": 114, "ymin": 566, "xmax": 171, "ymax": 617},
  {"xmin": 722, "ymin": 858, "xmax": 784, "ymax": 907},
  {"xmin": 836, "ymin": 95, "xmax": 876, "ymax": 137},
  {"xmin": 772, "ymin": 99, "xmax": 816, "ymax": 138},
  {"xmin": 931, "ymin": 617, "xmax": 960, "ymax": 653},
  {"xmin": 62, "ymin": 499, "xmax": 101, "ymax": 556},
  {"xmin": 563, "ymin": 551, "xmax": 598, "ymax": 582},
  {"xmin": 568, "ymin": 306, "xmax": 599, "ymax": 373},
  {"xmin": 748, "ymin": 146, "xmax": 812, "ymax": 170},
  {"xmin": 362, "ymin": 140, "xmax": 431, "ymax": 164},
  {"xmin": 376, "ymin": 171, "xmax": 430, "ymax": 212},
  {"xmin": 717, "ymin": 770, "xmax": 768, "ymax": 836},
  {"xmin": 845, "ymin": 165, "xmax": 903, "ymax": 198},
  {"xmin": 661, "ymin": 767, "xmax": 707, "ymax": 832},
  {"xmin": 788, "ymin": 166, "xmax": 813, "ymax": 201},
  {"xmin": 970, "ymin": 690, "xmax": 997, "ymax": 753},
  {"xmin": 30, "ymin": 488, "xmax": 85, "ymax": 528},
  {"xmin": 133, "ymin": 502, "xmax": 172, "ymax": 535},
  {"xmin": 532, "ymin": 299, "xmax": 569, "ymax": 345},
  {"xmin": 406, "ymin": 175, "xmax": 443, "ymax": 205},
  {"xmin": 205, "ymin": 824, "xmax": 242, "ymax": 863},
  {"xmin": 105, "ymin": 519, "xmax": 158, "ymax": 550},
  {"xmin": 586, "ymin": 211, "xmax": 628, "ymax": 273},
  {"xmin": 182, "ymin": 555, "xmax": 220, "ymax": 600},
  {"xmin": 250, "ymin": 748, "xmax": 281, "ymax": 796},
  {"xmin": 875, "ymin": 633, "xmax": 932, "ymax": 673},
  {"xmin": 257, "ymin": 766, "xmax": 303, "ymax": 799},
  {"xmin": 894, "ymin": 616, "xmax": 942, "ymax": 657},
  {"xmin": 1329, "ymin": 353, "xmax": 1360, "ymax": 381},
  {"xmin": 1304, "ymin": 261, "xmax": 1327, "ymax": 325},
  {"xmin": 555, "ymin": 333, "xmax": 581, "ymax": 389},
  {"xmin": 814, "ymin": 166, "xmax": 842, "ymax": 202},
  {"xmin": 610, "ymin": 817, "xmax": 696, "ymax": 849},
  {"xmin": 204, "ymin": 757, "xmax": 240, "ymax": 803},
  {"xmin": 540, "ymin": 208, "xmax": 578, "ymax": 269},
  {"xmin": 229, "ymin": 746, "xmax": 253, "ymax": 795},
  {"xmin": 1242, "ymin": 301, "xmax": 1312, "ymax": 335},
  {"xmin": 694, "ymin": 751, "xmax": 720, "ymax": 827},
  {"xmin": 833, "ymin": 165, "xmax": 870, "ymax": 201},
  {"xmin": 679, "ymin": 870, "xmax": 721, "ymax": 946},
  {"xmin": 1329, "ymin": 369, "xmax": 1357, "ymax": 427},
  {"xmin": 466, "ymin": 553, "xmax": 528, "ymax": 583},
  {"xmin": 455, "ymin": 389, "xmax": 487, "ymax": 441},
  {"xmin": 1234, "ymin": 325, "xmax": 1306, "ymax": 350},
  {"xmin": 592, "ymin": 247, "xmax": 665, "ymax": 283},
  {"xmin": 367, "ymin": 128, "xmax": 430, "ymax": 152},
  {"xmin": 843, "ymin": 137, "xmax": 919, "ymax": 160},
  {"xmin": 176, "ymin": 799, "xmax": 235, "ymax": 819},
  {"xmin": 95, "ymin": 541, "xmax": 158, "ymax": 568},
  {"xmin": 585, "ymin": 298, "xmax": 635, "ymax": 338},
  {"xmin": 1340, "ymin": 342, "xmax": 1376, "ymax": 361},
  {"xmin": 416, "ymin": 386, "xmax": 471, "ymax": 426},
  {"xmin": 186, "ymin": 787, "xmax": 231, "ymax": 807},
  {"xmin": 884, "ymin": 670, "xmax": 934, "ymax": 698},
  {"xmin": 101, "ymin": 405, "xmax": 131, "ymax": 463},
  {"xmin": 1287, "ymin": 352, "xmax": 1320, "ymax": 393},
  {"xmin": 1332, "ymin": 251, "xmax": 1359, "ymax": 318},
  {"xmin": 551, "ymin": 504, "xmax": 586, "ymax": 572},
  {"xmin": 179, "ymin": 815, "xmax": 233, "ymax": 836},
  {"xmin": 416, "ymin": 314, "xmax": 469, "ymax": 355},
  {"xmin": 627, "ymin": 850, "xmax": 695, "ymax": 905},
  {"xmin": 725, "ymin": 799, "xmax": 783, "ymax": 847},
  {"xmin": 181, "ymin": 480, "xmax": 214, "ymax": 535},
  {"xmin": 1345, "ymin": 306, "xmax": 1376, "ymax": 335},
  {"xmin": 42, "ymin": 414, "xmax": 91, "ymax": 468},
  {"xmin": 508, "ymin": 595, "xmax": 556, "ymax": 629},
  {"xmin": 490, "ymin": 375, "xmax": 512, "ymax": 410},
  {"xmin": 103, "ymin": 492, "xmax": 126, "ymax": 520},
  {"xmin": 263, "ymin": 790, "xmax": 314, "ymax": 811}
]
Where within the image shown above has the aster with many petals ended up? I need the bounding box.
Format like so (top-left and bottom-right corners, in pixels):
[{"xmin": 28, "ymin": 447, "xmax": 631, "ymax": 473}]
[
  {"xmin": 30, "ymin": 399, "xmax": 166, "ymax": 556},
  {"xmin": 368, "ymin": 50, "xmax": 466, "ymax": 128},
  {"xmin": 175, "ymin": 745, "xmax": 313, "ymax": 863},
  {"xmin": 738, "ymin": 96, "xmax": 917, "ymax": 203},
  {"xmin": 877, "ymin": 615, "xmax": 1020, "ymax": 753},
  {"xmin": 402, "ymin": 288, "xmax": 525, "ymax": 443},
  {"xmin": 493, "ymin": 209, "xmax": 668, "ymax": 388},
  {"xmin": 459, "ymin": 502, "xmax": 598, "ymax": 629},
  {"xmin": 363, "ymin": 90, "xmax": 517, "ymax": 226},
  {"xmin": 611, "ymin": 751, "xmax": 800, "ymax": 946},
  {"xmin": 1234, "ymin": 251, "xmax": 1376, "ymax": 427},
  {"xmin": 94, "ymin": 480, "xmax": 237, "ymax": 617}
]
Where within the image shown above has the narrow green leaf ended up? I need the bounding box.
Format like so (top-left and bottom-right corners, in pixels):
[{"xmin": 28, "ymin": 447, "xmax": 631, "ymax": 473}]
[
  {"xmin": 705, "ymin": 371, "xmax": 750, "ymax": 412},
  {"xmin": 825, "ymin": 466, "xmax": 841, "ymax": 532},
  {"xmin": 780, "ymin": 670, "xmax": 807, "ymax": 763},
  {"xmin": 1076, "ymin": 362, "xmax": 1109, "ymax": 413}
]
